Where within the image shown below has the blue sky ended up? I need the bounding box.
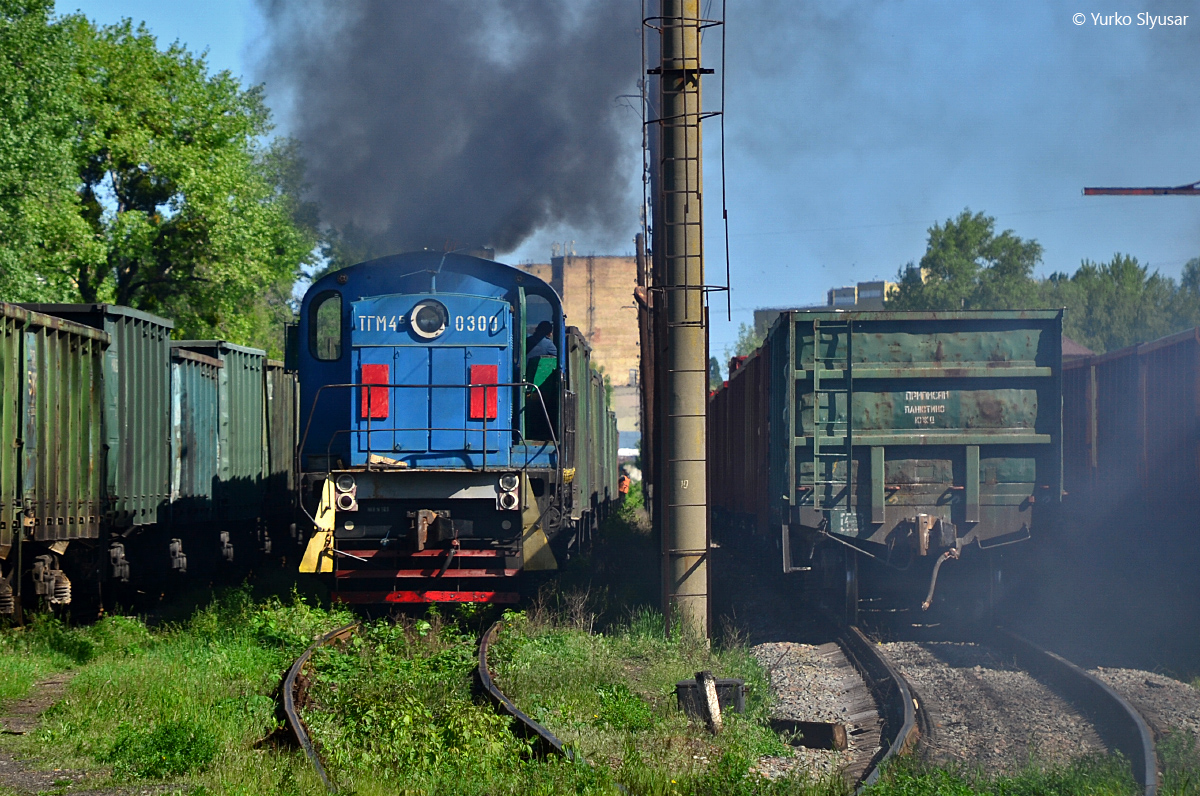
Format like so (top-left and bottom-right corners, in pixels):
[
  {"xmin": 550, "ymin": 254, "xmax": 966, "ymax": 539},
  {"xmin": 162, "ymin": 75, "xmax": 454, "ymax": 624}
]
[{"xmin": 58, "ymin": 2, "xmax": 1200, "ymax": 358}]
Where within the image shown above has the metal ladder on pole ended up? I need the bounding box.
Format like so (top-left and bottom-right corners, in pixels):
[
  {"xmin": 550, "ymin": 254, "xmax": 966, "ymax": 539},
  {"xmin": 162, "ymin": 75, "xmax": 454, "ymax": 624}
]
[{"xmin": 811, "ymin": 319, "xmax": 854, "ymax": 524}]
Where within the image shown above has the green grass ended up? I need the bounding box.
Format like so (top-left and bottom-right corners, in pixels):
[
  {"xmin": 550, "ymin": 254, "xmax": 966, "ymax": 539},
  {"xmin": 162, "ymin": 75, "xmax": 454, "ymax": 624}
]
[
  {"xmin": 1, "ymin": 588, "xmax": 350, "ymax": 794},
  {"xmin": 0, "ymin": 627, "xmax": 71, "ymax": 705},
  {"xmin": 1161, "ymin": 731, "xmax": 1200, "ymax": 796},
  {"xmin": 861, "ymin": 754, "xmax": 1138, "ymax": 796},
  {"xmin": 489, "ymin": 606, "xmax": 791, "ymax": 778},
  {"xmin": 300, "ymin": 612, "xmax": 618, "ymax": 795},
  {"xmin": 0, "ymin": 499, "xmax": 1196, "ymax": 796}
]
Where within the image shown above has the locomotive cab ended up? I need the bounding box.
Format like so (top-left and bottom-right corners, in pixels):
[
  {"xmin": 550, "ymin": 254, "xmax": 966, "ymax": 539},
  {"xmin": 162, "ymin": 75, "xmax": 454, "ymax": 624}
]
[{"xmin": 295, "ymin": 251, "xmax": 580, "ymax": 605}]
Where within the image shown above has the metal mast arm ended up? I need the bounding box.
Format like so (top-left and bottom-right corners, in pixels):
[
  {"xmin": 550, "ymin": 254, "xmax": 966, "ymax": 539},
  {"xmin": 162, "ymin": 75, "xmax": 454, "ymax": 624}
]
[{"xmin": 1083, "ymin": 181, "xmax": 1200, "ymax": 196}]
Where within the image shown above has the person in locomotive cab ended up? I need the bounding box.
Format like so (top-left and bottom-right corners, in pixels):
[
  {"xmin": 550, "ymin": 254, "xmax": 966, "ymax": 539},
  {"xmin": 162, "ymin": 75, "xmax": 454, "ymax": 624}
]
[{"xmin": 526, "ymin": 320, "xmax": 557, "ymax": 361}]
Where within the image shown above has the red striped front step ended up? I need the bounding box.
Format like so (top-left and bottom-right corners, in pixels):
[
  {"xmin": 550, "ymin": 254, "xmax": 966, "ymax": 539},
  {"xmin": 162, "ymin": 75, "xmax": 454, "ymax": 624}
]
[
  {"xmin": 334, "ymin": 568, "xmax": 519, "ymax": 579},
  {"xmin": 333, "ymin": 590, "xmax": 519, "ymax": 604},
  {"xmin": 337, "ymin": 549, "xmax": 507, "ymax": 559}
]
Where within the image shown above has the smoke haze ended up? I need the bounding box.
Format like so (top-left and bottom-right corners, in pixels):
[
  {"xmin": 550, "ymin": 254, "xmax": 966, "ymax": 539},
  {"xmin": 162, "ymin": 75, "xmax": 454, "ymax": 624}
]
[{"xmin": 255, "ymin": 0, "xmax": 640, "ymax": 256}]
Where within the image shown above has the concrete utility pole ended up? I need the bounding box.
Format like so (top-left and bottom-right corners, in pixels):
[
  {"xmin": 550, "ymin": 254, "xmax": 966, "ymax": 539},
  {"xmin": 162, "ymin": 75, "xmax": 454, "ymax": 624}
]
[{"xmin": 658, "ymin": 0, "xmax": 709, "ymax": 637}]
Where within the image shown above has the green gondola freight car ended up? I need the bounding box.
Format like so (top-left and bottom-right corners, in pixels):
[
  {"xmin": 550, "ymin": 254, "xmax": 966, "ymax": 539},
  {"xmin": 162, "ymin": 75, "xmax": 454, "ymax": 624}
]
[
  {"xmin": 21, "ymin": 304, "xmax": 173, "ymax": 529},
  {"xmin": 264, "ymin": 359, "xmax": 298, "ymax": 532},
  {"xmin": 1, "ymin": 305, "xmax": 22, "ymax": 576},
  {"xmin": 170, "ymin": 347, "xmax": 223, "ymax": 527},
  {"xmin": 172, "ymin": 342, "xmax": 269, "ymax": 542},
  {"xmin": 560, "ymin": 327, "xmax": 619, "ymax": 548},
  {"xmin": 0, "ymin": 303, "xmax": 109, "ymax": 613},
  {"xmin": 711, "ymin": 310, "xmax": 1063, "ymax": 618}
]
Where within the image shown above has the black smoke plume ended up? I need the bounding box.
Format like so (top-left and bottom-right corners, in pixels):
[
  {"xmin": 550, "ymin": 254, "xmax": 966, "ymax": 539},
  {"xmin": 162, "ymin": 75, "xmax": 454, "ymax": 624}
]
[{"xmin": 255, "ymin": 1, "xmax": 641, "ymax": 258}]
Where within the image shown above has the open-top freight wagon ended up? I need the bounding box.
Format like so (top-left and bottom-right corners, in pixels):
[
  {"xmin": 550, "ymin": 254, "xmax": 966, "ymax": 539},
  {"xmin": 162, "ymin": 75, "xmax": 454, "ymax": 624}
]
[
  {"xmin": 710, "ymin": 310, "xmax": 1064, "ymax": 622},
  {"xmin": 1063, "ymin": 326, "xmax": 1200, "ymax": 528},
  {"xmin": 0, "ymin": 302, "xmax": 298, "ymax": 617}
]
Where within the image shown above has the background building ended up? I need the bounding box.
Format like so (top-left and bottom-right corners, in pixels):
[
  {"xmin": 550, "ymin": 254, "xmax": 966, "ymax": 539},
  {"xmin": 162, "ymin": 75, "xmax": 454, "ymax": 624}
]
[{"xmin": 754, "ymin": 279, "xmax": 898, "ymax": 337}]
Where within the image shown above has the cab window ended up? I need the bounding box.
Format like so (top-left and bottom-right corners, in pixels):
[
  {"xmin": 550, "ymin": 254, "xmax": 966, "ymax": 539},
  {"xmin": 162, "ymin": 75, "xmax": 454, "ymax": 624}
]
[{"xmin": 309, "ymin": 291, "xmax": 342, "ymax": 361}]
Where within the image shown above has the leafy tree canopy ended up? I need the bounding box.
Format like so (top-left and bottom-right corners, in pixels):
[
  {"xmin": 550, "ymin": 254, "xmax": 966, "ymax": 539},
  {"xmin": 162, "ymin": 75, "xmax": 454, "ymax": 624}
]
[
  {"xmin": 0, "ymin": 0, "xmax": 89, "ymax": 299},
  {"xmin": 887, "ymin": 209, "xmax": 1042, "ymax": 311},
  {"xmin": 0, "ymin": 3, "xmax": 318, "ymax": 353},
  {"xmin": 887, "ymin": 209, "xmax": 1200, "ymax": 353}
]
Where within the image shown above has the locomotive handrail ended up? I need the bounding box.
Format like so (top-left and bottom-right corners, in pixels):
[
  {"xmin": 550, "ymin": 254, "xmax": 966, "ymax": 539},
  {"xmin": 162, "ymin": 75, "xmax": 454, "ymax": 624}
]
[
  {"xmin": 315, "ymin": 426, "xmax": 551, "ymax": 476},
  {"xmin": 294, "ymin": 381, "xmax": 566, "ymax": 538}
]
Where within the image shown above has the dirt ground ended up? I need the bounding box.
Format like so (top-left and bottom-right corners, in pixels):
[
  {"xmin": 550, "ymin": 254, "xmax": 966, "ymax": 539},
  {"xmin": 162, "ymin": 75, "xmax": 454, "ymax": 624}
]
[{"xmin": 0, "ymin": 674, "xmax": 166, "ymax": 796}]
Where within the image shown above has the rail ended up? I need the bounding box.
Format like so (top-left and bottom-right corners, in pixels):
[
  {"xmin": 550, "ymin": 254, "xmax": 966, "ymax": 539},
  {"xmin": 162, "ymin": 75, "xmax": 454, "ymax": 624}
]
[
  {"xmin": 477, "ymin": 620, "xmax": 582, "ymax": 761},
  {"xmin": 282, "ymin": 622, "xmax": 359, "ymax": 793},
  {"xmin": 990, "ymin": 628, "xmax": 1158, "ymax": 796},
  {"xmin": 836, "ymin": 625, "xmax": 919, "ymax": 791}
]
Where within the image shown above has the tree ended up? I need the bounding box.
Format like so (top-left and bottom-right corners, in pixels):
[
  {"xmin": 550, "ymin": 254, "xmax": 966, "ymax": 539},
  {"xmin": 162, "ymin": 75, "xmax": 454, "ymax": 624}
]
[
  {"xmin": 714, "ymin": 321, "xmax": 766, "ymax": 384},
  {"xmin": 0, "ymin": 7, "xmax": 317, "ymax": 353},
  {"xmin": 67, "ymin": 18, "xmax": 318, "ymax": 351},
  {"xmin": 0, "ymin": 0, "xmax": 92, "ymax": 301},
  {"xmin": 887, "ymin": 209, "xmax": 1042, "ymax": 311},
  {"xmin": 708, "ymin": 356, "xmax": 722, "ymax": 391},
  {"xmin": 886, "ymin": 209, "xmax": 1200, "ymax": 354},
  {"xmin": 730, "ymin": 322, "xmax": 764, "ymax": 357},
  {"xmin": 1042, "ymin": 254, "xmax": 1200, "ymax": 353}
]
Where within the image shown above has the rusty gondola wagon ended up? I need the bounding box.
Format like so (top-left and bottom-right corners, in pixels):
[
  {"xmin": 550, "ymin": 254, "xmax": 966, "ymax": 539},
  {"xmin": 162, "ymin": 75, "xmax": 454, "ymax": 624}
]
[
  {"xmin": 1, "ymin": 302, "xmax": 300, "ymax": 617},
  {"xmin": 709, "ymin": 310, "xmax": 1064, "ymax": 623}
]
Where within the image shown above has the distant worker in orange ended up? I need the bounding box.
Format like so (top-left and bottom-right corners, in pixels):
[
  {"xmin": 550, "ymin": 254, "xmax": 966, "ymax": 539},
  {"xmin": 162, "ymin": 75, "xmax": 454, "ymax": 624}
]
[{"xmin": 618, "ymin": 471, "xmax": 631, "ymax": 503}]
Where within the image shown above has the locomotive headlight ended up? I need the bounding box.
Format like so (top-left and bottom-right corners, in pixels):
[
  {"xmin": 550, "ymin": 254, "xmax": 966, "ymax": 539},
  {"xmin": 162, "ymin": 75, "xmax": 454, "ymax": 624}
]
[
  {"xmin": 335, "ymin": 474, "xmax": 356, "ymax": 493},
  {"xmin": 411, "ymin": 300, "xmax": 448, "ymax": 340},
  {"xmin": 499, "ymin": 491, "xmax": 520, "ymax": 511},
  {"xmin": 499, "ymin": 473, "xmax": 520, "ymax": 492}
]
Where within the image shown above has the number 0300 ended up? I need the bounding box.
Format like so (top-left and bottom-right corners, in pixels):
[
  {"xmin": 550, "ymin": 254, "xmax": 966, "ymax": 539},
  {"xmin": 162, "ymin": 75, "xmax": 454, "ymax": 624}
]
[{"xmin": 455, "ymin": 315, "xmax": 500, "ymax": 333}]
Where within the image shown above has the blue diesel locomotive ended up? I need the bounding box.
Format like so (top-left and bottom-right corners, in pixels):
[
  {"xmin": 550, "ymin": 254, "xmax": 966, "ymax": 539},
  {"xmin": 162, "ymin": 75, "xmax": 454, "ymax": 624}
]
[{"xmin": 296, "ymin": 251, "xmax": 618, "ymax": 605}]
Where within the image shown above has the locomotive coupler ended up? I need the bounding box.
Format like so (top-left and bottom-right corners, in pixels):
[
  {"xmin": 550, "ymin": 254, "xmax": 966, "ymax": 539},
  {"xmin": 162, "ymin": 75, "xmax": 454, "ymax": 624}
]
[{"xmin": 912, "ymin": 513, "xmax": 956, "ymax": 555}]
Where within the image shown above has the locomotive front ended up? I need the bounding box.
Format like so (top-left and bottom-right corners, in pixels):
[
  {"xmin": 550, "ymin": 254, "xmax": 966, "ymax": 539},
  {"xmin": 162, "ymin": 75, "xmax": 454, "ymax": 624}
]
[{"xmin": 295, "ymin": 251, "xmax": 570, "ymax": 605}]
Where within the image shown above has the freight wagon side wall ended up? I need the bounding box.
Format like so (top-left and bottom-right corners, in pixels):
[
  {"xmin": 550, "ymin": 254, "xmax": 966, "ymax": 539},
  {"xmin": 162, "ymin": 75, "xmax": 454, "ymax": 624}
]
[
  {"xmin": 1139, "ymin": 330, "xmax": 1200, "ymax": 525},
  {"xmin": 708, "ymin": 344, "xmax": 772, "ymax": 536},
  {"xmin": 0, "ymin": 306, "xmax": 22, "ymax": 559},
  {"xmin": 177, "ymin": 342, "xmax": 268, "ymax": 525},
  {"xmin": 767, "ymin": 311, "xmax": 1062, "ymax": 548},
  {"xmin": 265, "ymin": 361, "xmax": 298, "ymax": 522},
  {"xmin": 1061, "ymin": 359, "xmax": 1091, "ymax": 500},
  {"xmin": 21, "ymin": 311, "xmax": 109, "ymax": 542},
  {"xmin": 108, "ymin": 311, "xmax": 172, "ymax": 526},
  {"xmin": 1064, "ymin": 328, "xmax": 1200, "ymax": 527},
  {"xmin": 170, "ymin": 349, "xmax": 222, "ymax": 524},
  {"xmin": 20, "ymin": 305, "xmax": 173, "ymax": 528},
  {"xmin": 567, "ymin": 332, "xmax": 591, "ymax": 521}
]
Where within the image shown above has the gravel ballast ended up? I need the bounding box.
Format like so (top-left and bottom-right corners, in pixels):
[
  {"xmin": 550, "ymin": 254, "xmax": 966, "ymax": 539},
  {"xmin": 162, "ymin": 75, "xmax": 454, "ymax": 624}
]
[
  {"xmin": 1091, "ymin": 667, "xmax": 1200, "ymax": 740},
  {"xmin": 749, "ymin": 641, "xmax": 878, "ymax": 781},
  {"xmin": 881, "ymin": 640, "xmax": 1106, "ymax": 772}
]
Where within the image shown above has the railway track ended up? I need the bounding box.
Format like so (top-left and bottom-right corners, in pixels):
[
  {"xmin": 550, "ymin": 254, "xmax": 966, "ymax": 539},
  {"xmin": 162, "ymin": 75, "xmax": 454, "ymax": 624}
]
[
  {"xmin": 280, "ymin": 618, "xmax": 1157, "ymax": 795},
  {"xmin": 280, "ymin": 619, "xmax": 590, "ymax": 794},
  {"xmin": 756, "ymin": 624, "xmax": 1158, "ymax": 793},
  {"xmin": 281, "ymin": 622, "xmax": 359, "ymax": 793},
  {"xmin": 874, "ymin": 628, "xmax": 1156, "ymax": 795}
]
